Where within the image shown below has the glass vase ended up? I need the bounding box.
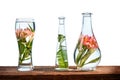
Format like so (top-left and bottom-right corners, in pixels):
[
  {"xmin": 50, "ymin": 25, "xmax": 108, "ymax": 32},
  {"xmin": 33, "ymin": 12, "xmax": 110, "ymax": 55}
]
[
  {"xmin": 55, "ymin": 17, "xmax": 69, "ymax": 70},
  {"xmin": 15, "ymin": 18, "xmax": 35, "ymax": 71},
  {"xmin": 74, "ymin": 13, "xmax": 101, "ymax": 71}
]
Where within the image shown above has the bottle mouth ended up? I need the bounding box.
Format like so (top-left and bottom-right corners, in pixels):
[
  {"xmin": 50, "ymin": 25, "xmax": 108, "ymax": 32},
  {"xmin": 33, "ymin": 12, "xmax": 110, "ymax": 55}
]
[
  {"xmin": 58, "ymin": 16, "xmax": 65, "ymax": 25},
  {"xmin": 82, "ymin": 12, "xmax": 92, "ymax": 17},
  {"xmin": 58, "ymin": 16, "xmax": 65, "ymax": 19}
]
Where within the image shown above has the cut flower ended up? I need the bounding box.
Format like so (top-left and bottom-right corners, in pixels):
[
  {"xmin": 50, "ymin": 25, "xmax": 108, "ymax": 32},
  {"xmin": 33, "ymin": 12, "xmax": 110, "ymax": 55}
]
[
  {"xmin": 82, "ymin": 35, "xmax": 98, "ymax": 49},
  {"xmin": 16, "ymin": 24, "xmax": 35, "ymax": 64},
  {"xmin": 75, "ymin": 35, "xmax": 100, "ymax": 67}
]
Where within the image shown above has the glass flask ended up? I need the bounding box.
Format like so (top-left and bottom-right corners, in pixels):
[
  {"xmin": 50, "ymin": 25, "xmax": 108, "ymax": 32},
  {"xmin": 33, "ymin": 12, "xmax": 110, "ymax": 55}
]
[
  {"xmin": 15, "ymin": 18, "xmax": 35, "ymax": 71},
  {"xmin": 74, "ymin": 13, "xmax": 101, "ymax": 71},
  {"xmin": 55, "ymin": 17, "xmax": 69, "ymax": 70}
]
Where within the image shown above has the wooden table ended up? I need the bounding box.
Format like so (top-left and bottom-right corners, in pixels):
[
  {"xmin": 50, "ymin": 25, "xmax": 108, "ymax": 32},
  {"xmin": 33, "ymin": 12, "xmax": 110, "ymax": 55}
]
[{"xmin": 0, "ymin": 66, "xmax": 120, "ymax": 80}]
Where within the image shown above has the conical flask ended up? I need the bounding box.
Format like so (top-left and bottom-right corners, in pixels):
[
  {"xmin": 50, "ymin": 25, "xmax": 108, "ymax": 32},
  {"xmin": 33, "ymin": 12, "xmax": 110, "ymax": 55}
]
[
  {"xmin": 55, "ymin": 17, "xmax": 69, "ymax": 70},
  {"xmin": 74, "ymin": 13, "xmax": 101, "ymax": 71}
]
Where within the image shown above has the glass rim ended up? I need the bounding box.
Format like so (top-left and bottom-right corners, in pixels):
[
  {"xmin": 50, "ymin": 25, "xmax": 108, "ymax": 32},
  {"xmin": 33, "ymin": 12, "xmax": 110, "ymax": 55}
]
[{"xmin": 16, "ymin": 18, "xmax": 34, "ymax": 22}]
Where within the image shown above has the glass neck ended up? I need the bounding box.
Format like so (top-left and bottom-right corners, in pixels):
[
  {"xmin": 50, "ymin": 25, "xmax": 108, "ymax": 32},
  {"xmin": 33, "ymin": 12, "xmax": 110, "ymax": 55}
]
[
  {"xmin": 58, "ymin": 17, "xmax": 65, "ymax": 35},
  {"xmin": 81, "ymin": 13, "xmax": 93, "ymax": 36}
]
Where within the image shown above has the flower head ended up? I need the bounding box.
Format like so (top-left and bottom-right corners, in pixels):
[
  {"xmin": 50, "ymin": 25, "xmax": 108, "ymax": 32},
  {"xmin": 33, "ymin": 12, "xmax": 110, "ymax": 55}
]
[
  {"xmin": 80, "ymin": 35, "xmax": 98, "ymax": 49},
  {"xmin": 16, "ymin": 28, "xmax": 34, "ymax": 40}
]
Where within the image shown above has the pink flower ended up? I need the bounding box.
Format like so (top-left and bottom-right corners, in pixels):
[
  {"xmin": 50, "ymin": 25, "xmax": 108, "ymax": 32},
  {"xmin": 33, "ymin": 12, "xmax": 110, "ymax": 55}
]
[
  {"xmin": 16, "ymin": 28, "xmax": 34, "ymax": 39},
  {"xmin": 80, "ymin": 35, "xmax": 98, "ymax": 49}
]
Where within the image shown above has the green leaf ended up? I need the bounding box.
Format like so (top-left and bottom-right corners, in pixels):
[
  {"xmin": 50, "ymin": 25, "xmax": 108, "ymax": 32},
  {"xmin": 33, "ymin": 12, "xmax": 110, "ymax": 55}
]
[
  {"xmin": 18, "ymin": 41, "xmax": 26, "ymax": 55},
  {"xmin": 57, "ymin": 48, "xmax": 68, "ymax": 68},
  {"xmin": 18, "ymin": 39, "xmax": 33, "ymax": 65},
  {"xmin": 25, "ymin": 57, "xmax": 31, "ymax": 60},
  {"xmin": 75, "ymin": 43, "xmax": 87, "ymax": 65},
  {"xmin": 85, "ymin": 57, "xmax": 101, "ymax": 65},
  {"xmin": 58, "ymin": 34, "xmax": 65, "ymax": 43},
  {"xmin": 28, "ymin": 24, "xmax": 34, "ymax": 32},
  {"xmin": 79, "ymin": 49, "xmax": 95, "ymax": 67},
  {"xmin": 57, "ymin": 49, "xmax": 65, "ymax": 68},
  {"xmin": 75, "ymin": 50, "xmax": 84, "ymax": 65},
  {"xmin": 26, "ymin": 40, "xmax": 33, "ymax": 49},
  {"xmin": 57, "ymin": 33, "xmax": 68, "ymax": 68}
]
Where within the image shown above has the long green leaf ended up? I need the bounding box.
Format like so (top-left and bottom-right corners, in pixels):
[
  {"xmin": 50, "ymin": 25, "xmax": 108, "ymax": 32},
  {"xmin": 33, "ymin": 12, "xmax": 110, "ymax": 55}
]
[
  {"xmin": 18, "ymin": 39, "xmax": 33, "ymax": 64},
  {"xmin": 18, "ymin": 41, "xmax": 25, "ymax": 55},
  {"xmin": 57, "ymin": 49, "xmax": 65, "ymax": 68},
  {"xmin": 76, "ymin": 50, "xmax": 84, "ymax": 65},
  {"xmin": 57, "ymin": 48, "xmax": 68, "ymax": 68},
  {"xmin": 85, "ymin": 57, "xmax": 100, "ymax": 65},
  {"xmin": 79, "ymin": 49, "xmax": 95, "ymax": 67},
  {"xmin": 76, "ymin": 46, "xmax": 88, "ymax": 65},
  {"xmin": 57, "ymin": 33, "xmax": 68, "ymax": 68},
  {"xmin": 28, "ymin": 24, "xmax": 34, "ymax": 32}
]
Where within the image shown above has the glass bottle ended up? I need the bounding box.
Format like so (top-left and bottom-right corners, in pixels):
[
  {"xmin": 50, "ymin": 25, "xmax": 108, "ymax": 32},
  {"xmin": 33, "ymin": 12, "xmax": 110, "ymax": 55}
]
[
  {"xmin": 74, "ymin": 13, "xmax": 101, "ymax": 71},
  {"xmin": 55, "ymin": 17, "xmax": 69, "ymax": 70},
  {"xmin": 15, "ymin": 18, "xmax": 35, "ymax": 71}
]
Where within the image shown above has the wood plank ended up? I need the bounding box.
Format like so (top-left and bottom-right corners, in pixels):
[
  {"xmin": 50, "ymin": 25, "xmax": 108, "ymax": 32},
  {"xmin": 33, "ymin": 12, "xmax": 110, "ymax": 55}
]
[{"xmin": 0, "ymin": 66, "xmax": 120, "ymax": 80}]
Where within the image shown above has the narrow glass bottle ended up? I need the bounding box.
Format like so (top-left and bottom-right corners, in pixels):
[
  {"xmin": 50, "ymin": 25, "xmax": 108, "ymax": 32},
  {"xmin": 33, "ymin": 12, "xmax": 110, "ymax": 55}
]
[
  {"xmin": 15, "ymin": 18, "xmax": 35, "ymax": 71},
  {"xmin": 55, "ymin": 17, "xmax": 69, "ymax": 70},
  {"xmin": 74, "ymin": 13, "xmax": 101, "ymax": 71}
]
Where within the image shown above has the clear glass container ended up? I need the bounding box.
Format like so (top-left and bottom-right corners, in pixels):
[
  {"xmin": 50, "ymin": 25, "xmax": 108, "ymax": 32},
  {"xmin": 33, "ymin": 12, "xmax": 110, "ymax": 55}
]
[
  {"xmin": 15, "ymin": 18, "xmax": 35, "ymax": 71},
  {"xmin": 74, "ymin": 13, "xmax": 101, "ymax": 71},
  {"xmin": 55, "ymin": 17, "xmax": 69, "ymax": 70}
]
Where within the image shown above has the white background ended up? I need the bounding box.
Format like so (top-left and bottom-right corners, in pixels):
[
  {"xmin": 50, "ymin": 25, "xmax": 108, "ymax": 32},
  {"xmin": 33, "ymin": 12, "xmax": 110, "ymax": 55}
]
[{"xmin": 0, "ymin": 0, "xmax": 120, "ymax": 66}]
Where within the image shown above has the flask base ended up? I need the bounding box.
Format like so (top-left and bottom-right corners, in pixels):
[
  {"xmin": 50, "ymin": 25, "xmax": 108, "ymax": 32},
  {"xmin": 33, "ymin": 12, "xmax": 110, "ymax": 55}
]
[
  {"xmin": 18, "ymin": 65, "xmax": 34, "ymax": 71},
  {"xmin": 55, "ymin": 68, "xmax": 69, "ymax": 71},
  {"xmin": 77, "ymin": 67, "xmax": 96, "ymax": 71}
]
